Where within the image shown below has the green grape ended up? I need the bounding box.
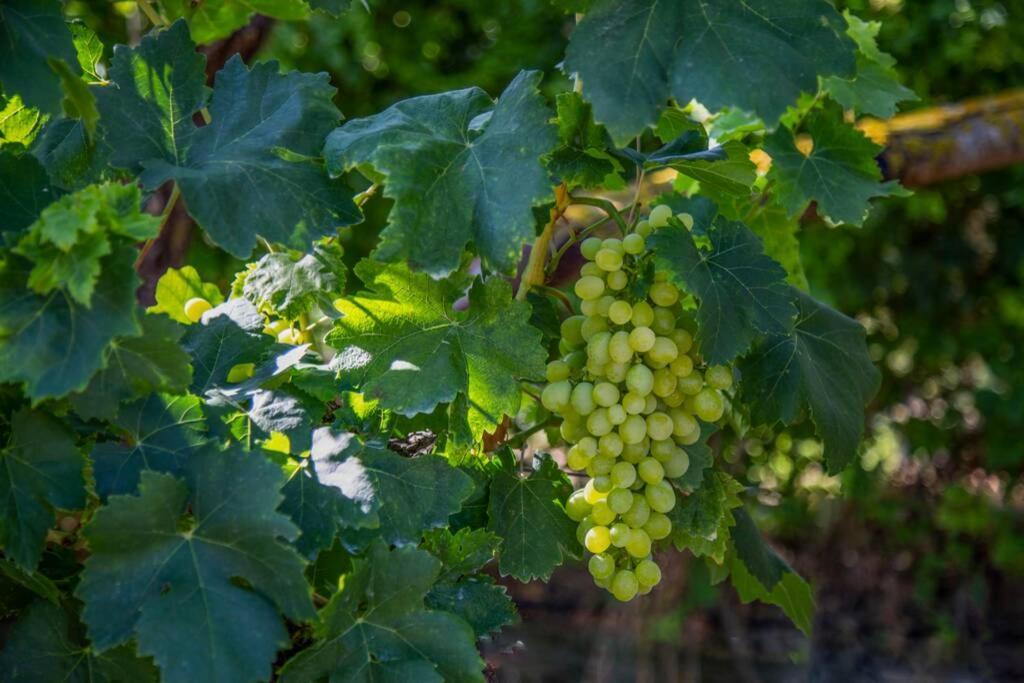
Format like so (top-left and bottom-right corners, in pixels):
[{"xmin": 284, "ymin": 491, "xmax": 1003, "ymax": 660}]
[
  {"xmin": 590, "ymin": 454, "xmax": 614, "ymax": 475},
  {"xmin": 663, "ymin": 389, "xmax": 686, "ymax": 408},
  {"xmin": 650, "ymin": 438, "xmax": 675, "ymax": 460},
  {"xmin": 646, "ymin": 413, "xmax": 674, "ymax": 442},
  {"xmin": 663, "ymin": 448, "xmax": 690, "ymax": 478},
  {"xmin": 591, "ymin": 500, "xmax": 616, "ymax": 526},
  {"xmin": 671, "ymin": 328, "xmax": 693, "ymax": 354},
  {"xmin": 546, "ymin": 360, "xmax": 571, "ymax": 382},
  {"xmin": 580, "ymin": 298, "xmax": 600, "ymax": 317},
  {"xmin": 619, "ymin": 414, "xmax": 647, "ymax": 444},
  {"xmin": 635, "ymin": 219, "xmax": 652, "ymax": 237},
  {"xmin": 649, "ymin": 337, "xmax": 678, "ymax": 365},
  {"xmin": 580, "ymin": 315, "xmax": 608, "ymax": 340},
  {"xmin": 580, "ymin": 262, "xmax": 602, "ymax": 277},
  {"xmin": 676, "ymin": 372, "xmax": 703, "ymax": 395},
  {"xmin": 625, "ymin": 529, "xmax": 652, "ymax": 558},
  {"xmin": 585, "ymin": 526, "xmax": 612, "ymax": 553},
  {"xmin": 560, "ymin": 419, "xmax": 587, "ymax": 443},
  {"xmin": 610, "ymin": 461, "xmax": 637, "ymax": 488},
  {"xmin": 705, "ymin": 364, "xmax": 733, "ymax": 390},
  {"xmin": 670, "ymin": 354, "xmax": 694, "ymax": 377},
  {"xmin": 605, "ymin": 362, "xmax": 628, "ymax": 383},
  {"xmin": 576, "ymin": 517, "xmax": 595, "ymax": 545},
  {"xmin": 596, "ymin": 248, "xmax": 623, "ymax": 271},
  {"xmin": 183, "ymin": 297, "xmax": 213, "ymax": 323},
  {"xmin": 583, "ymin": 479, "xmax": 607, "ymax": 504},
  {"xmin": 580, "ymin": 237, "xmax": 603, "ymax": 260},
  {"xmin": 643, "ymin": 512, "xmax": 672, "ymax": 540},
  {"xmin": 598, "ymin": 433, "xmax": 624, "ymax": 457},
  {"xmin": 593, "ymin": 382, "xmax": 620, "ymax": 407},
  {"xmin": 623, "ymin": 233, "xmax": 645, "ymax": 254},
  {"xmin": 566, "ymin": 490, "xmax": 592, "ymax": 521},
  {"xmin": 607, "ymin": 270, "xmax": 629, "ymax": 291},
  {"xmin": 593, "ymin": 475, "xmax": 614, "ymax": 493},
  {"xmin": 607, "ymin": 404, "xmax": 627, "ymax": 425},
  {"xmin": 648, "ymin": 204, "xmax": 672, "ymax": 228},
  {"xmin": 575, "ymin": 275, "xmax": 605, "ymax": 300},
  {"xmin": 608, "ymin": 300, "xmax": 633, "ymax": 325},
  {"xmin": 567, "ymin": 445, "xmax": 591, "ymax": 471},
  {"xmin": 638, "ymin": 457, "xmax": 665, "ymax": 485},
  {"xmin": 561, "ymin": 315, "xmax": 585, "ymax": 346},
  {"xmin": 622, "ymin": 496, "xmax": 651, "ymax": 528},
  {"xmin": 571, "ymin": 382, "xmax": 596, "ymax": 415},
  {"xmin": 635, "ymin": 559, "xmax": 662, "ymax": 587},
  {"xmin": 645, "ymin": 480, "xmax": 676, "ymax": 513},
  {"xmin": 601, "ymin": 237, "xmax": 624, "ymax": 254},
  {"xmin": 625, "ymin": 364, "xmax": 654, "ymax": 396},
  {"xmin": 630, "ymin": 301, "xmax": 654, "ymax": 327},
  {"xmin": 611, "ymin": 569, "xmax": 640, "ymax": 601},
  {"xmin": 676, "ymin": 212, "xmax": 695, "ymax": 230},
  {"xmin": 578, "ymin": 436, "xmax": 598, "ymax": 457},
  {"xmin": 649, "ymin": 281, "xmax": 679, "ymax": 306},
  {"xmin": 541, "ymin": 380, "xmax": 572, "ymax": 412},
  {"xmin": 669, "ymin": 409, "xmax": 698, "ymax": 440},
  {"xmin": 589, "ymin": 553, "xmax": 616, "ymax": 580},
  {"xmin": 610, "ymin": 522, "xmax": 632, "ymax": 547},
  {"xmin": 675, "ymin": 426, "xmax": 701, "ymax": 446},
  {"xmin": 621, "ymin": 440, "xmax": 647, "ymax": 463},
  {"xmin": 643, "ymin": 395, "xmax": 658, "ymax": 415},
  {"xmin": 587, "ymin": 331, "xmax": 611, "ymax": 365},
  {"xmin": 607, "ymin": 487, "xmax": 634, "ymax": 514},
  {"xmin": 586, "ymin": 408, "xmax": 612, "ymax": 436},
  {"xmin": 775, "ymin": 432, "xmax": 793, "ymax": 453},
  {"xmin": 628, "ymin": 327, "xmax": 656, "ymax": 353},
  {"xmin": 651, "ymin": 307, "xmax": 676, "ymax": 335},
  {"xmin": 609, "ymin": 331, "xmax": 633, "ymax": 363},
  {"xmin": 596, "ymin": 295, "xmax": 615, "ymax": 316},
  {"xmin": 622, "ymin": 393, "xmax": 647, "ymax": 417},
  {"xmin": 651, "ymin": 367, "xmax": 677, "ymax": 397},
  {"xmin": 693, "ymin": 388, "xmax": 725, "ymax": 422}
]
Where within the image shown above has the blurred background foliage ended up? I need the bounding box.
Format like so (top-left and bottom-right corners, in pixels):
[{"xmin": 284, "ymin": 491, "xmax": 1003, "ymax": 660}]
[{"xmin": 62, "ymin": 0, "xmax": 1024, "ymax": 679}]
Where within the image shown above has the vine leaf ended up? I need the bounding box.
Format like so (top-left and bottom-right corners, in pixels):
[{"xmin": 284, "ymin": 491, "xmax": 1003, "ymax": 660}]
[
  {"xmin": 648, "ymin": 218, "xmax": 796, "ymax": 364},
  {"xmin": 564, "ymin": 0, "xmax": 855, "ymax": 144},
  {"xmin": 764, "ymin": 105, "xmax": 903, "ymax": 226},
  {"xmin": 487, "ymin": 450, "xmax": 579, "ymax": 582},
  {"xmin": 672, "ymin": 421, "xmax": 717, "ymax": 494},
  {"xmin": 77, "ymin": 449, "xmax": 315, "ymax": 683},
  {"xmin": 0, "ymin": 151, "xmax": 58, "ymax": 242},
  {"xmin": 0, "ymin": 410, "xmax": 86, "ymax": 570},
  {"xmin": 0, "ymin": 0, "xmax": 79, "ymax": 114},
  {"xmin": 738, "ymin": 287, "xmax": 880, "ymax": 473},
  {"xmin": 279, "ymin": 540, "xmax": 484, "ymax": 683},
  {"xmin": 0, "ymin": 250, "xmax": 140, "ymax": 400},
  {"xmin": 328, "ymin": 260, "xmax": 546, "ymax": 440},
  {"xmin": 148, "ymin": 265, "xmax": 224, "ymax": 325},
  {"xmin": 0, "ymin": 600, "xmax": 158, "ymax": 682},
  {"xmin": 70, "ymin": 314, "xmax": 194, "ymax": 421},
  {"xmin": 89, "ymin": 393, "xmax": 207, "ymax": 499},
  {"xmin": 0, "ymin": 94, "xmax": 46, "ymax": 149},
  {"xmin": 731, "ymin": 507, "xmax": 787, "ymax": 591},
  {"xmin": 547, "ymin": 91, "xmax": 620, "ymax": 189},
  {"xmin": 182, "ymin": 299, "xmax": 276, "ymax": 394},
  {"xmin": 325, "ymin": 70, "xmax": 557, "ymax": 276},
  {"xmin": 668, "ymin": 469, "xmax": 743, "ymax": 564},
  {"xmin": 237, "ymin": 246, "xmax": 346, "ymax": 320},
  {"xmin": 657, "ymin": 141, "xmax": 757, "ymax": 199},
  {"xmin": 32, "ymin": 117, "xmax": 109, "ymax": 192},
  {"xmin": 160, "ymin": 0, "xmax": 308, "ymax": 44}
]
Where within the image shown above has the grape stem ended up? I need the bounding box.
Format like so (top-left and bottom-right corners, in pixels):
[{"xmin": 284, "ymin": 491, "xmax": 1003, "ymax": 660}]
[
  {"xmin": 354, "ymin": 182, "xmax": 379, "ymax": 207},
  {"xmin": 136, "ymin": 0, "xmax": 165, "ymax": 26},
  {"xmin": 515, "ymin": 183, "xmax": 569, "ymax": 301},
  {"xmin": 569, "ymin": 194, "xmax": 629, "ymax": 233},
  {"xmin": 545, "ymin": 214, "xmax": 609, "ymax": 276},
  {"xmin": 134, "ymin": 183, "xmax": 181, "ymax": 271}
]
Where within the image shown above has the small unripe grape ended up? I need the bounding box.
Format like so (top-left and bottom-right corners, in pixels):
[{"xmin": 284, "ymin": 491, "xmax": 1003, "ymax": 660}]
[
  {"xmin": 623, "ymin": 233, "xmax": 645, "ymax": 254},
  {"xmin": 598, "ymin": 433, "xmax": 624, "ymax": 458},
  {"xmin": 607, "ymin": 270, "xmax": 629, "ymax": 291},
  {"xmin": 649, "ymin": 281, "xmax": 680, "ymax": 307},
  {"xmin": 226, "ymin": 363, "xmax": 254, "ymax": 383},
  {"xmin": 677, "ymin": 372, "xmax": 703, "ymax": 395},
  {"xmin": 626, "ymin": 364, "xmax": 654, "ymax": 396},
  {"xmin": 663, "ymin": 448, "xmax": 690, "ymax": 478},
  {"xmin": 644, "ymin": 512, "xmax": 672, "ymax": 540},
  {"xmin": 693, "ymin": 388, "xmax": 725, "ymax": 422},
  {"xmin": 648, "ymin": 204, "xmax": 673, "ymax": 228},
  {"xmin": 610, "ymin": 461, "xmax": 637, "ymax": 488},
  {"xmin": 671, "ymin": 329, "xmax": 694, "ymax": 354},
  {"xmin": 622, "ymin": 496, "xmax": 651, "ymax": 528},
  {"xmin": 571, "ymin": 382, "xmax": 596, "ymax": 415},
  {"xmin": 575, "ymin": 275, "xmax": 605, "ymax": 300},
  {"xmin": 541, "ymin": 380, "xmax": 572, "ymax": 413},
  {"xmin": 628, "ymin": 327, "xmax": 656, "ymax": 353},
  {"xmin": 581, "ymin": 315, "xmax": 608, "ymax": 340},
  {"xmin": 605, "ymin": 362, "xmax": 628, "ymax": 383},
  {"xmin": 651, "ymin": 307, "xmax": 676, "ymax": 335},
  {"xmin": 705, "ymin": 365, "xmax": 734, "ymax": 390},
  {"xmin": 586, "ymin": 408, "xmax": 612, "ymax": 437},
  {"xmin": 776, "ymin": 432, "xmax": 794, "ymax": 453},
  {"xmin": 596, "ymin": 249, "xmax": 623, "ymax": 272},
  {"xmin": 638, "ymin": 457, "xmax": 665, "ymax": 485},
  {"xmin": 626, "ymin": 529, "xmax": 652, "ymax": 558},
  {"xmin": 583, "ymin": 479, "xmax": 608, "ymax": 504},
  {"xmin": 561, "ymin": 315, "xmax": 585, "ymax": 346},
  {"xmin": 651, "ymin": 367, "xmax": 678, "ymax": 398},
  {"xmin": 593, "ymin": 382, "xmax": 620, "ymax": 408},
  {"xmin": 183, "ymin": 297, "xmax": 213, "ymax": 323},
  {"xmin": 645, "ymin": 480, "xmax": 676, "ymax": 513},
  {"xmin": 611, "ymin": 569, "xmax": 640, "ymax": 601},
  {"xmin": 601, "ymin": 238, "xmax": 624, "ymax": 254},
  {"xmin": 630, "ymin": 301, "xmax": 655, "ymax": 327},
  {"xmin": 565, "ymin": 350, "xmax": 587, "ymax": 370},
  {"xmin": 670, "ymin": 409, "xmax": 698, "ymax": 440},
  {"xmin": 670, "ymin": 354, "xmax": 694, "ymax": 377},
  {"xmin": 610, "ymin": 522, "xmax": 632, "ymax": 547},
  {"xmin": 580, "ymin": 237, "xmax": 603, "ymax": 260},
  {"xmin": 596, "ymin": 295, "xmax": 615, "ymax": 316},
  {"xmin": 607, "ymin": 404, "xmax": 627, "ymax": 426},
  {"xmin": 580, "ymin": 262, "xmax": 602, "ymax": 277},
  {"xmin": 585, "ymin": 526, "xmax": 612, "ymax": 554},
  {"xmin": 635, "ymin": 559, "xmax": 662, "ymax": 587},
  {"xmin": 608, "ymin": 300, "xmax": 633, "ymax": 325},
  {"xmin": 621, "ymin": 392, "xmax": 647, "ymax": 416},
  {"xmin": 566, "ymin": 490, "xmax": 592, "ymax": 521},
  {"xmin": 635, "ymin": 219, "xmax": 652, "ymax": 237},
  {"xmin": 589, "ymin": 553, "xmax": 616, "ymax": 579},
  {"xmin": 676, "ymin": 212, "xmax": 695, "ymax": 230},
  {"xmin": 591, "ymin": 500, "xmax": 616, "ymax": 526},
  {"xmin": 546, "ymin": 360, "xmax": 571, "ymax": 382},
  {"xmin": 608, "ymin": 487, "xmax": 634, "ymax": 514},
  {"xmin": 580, "ymin": 298, "xmax": 600, "ymax": 317},
  {"xmin": 567, "ymin": 445, "xmax": 591, "ymax": 471},
  {"xmin": 587, "ymin": 331, "xmax": 611, "ymax": 365},
  {"xmin": 646, "ymin": 412, "xmax": 674, "ymax": 442}
]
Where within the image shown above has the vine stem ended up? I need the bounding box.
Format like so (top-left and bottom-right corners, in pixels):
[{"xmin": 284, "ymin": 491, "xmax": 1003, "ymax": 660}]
[
  {"xmin": 136, "ymin": 0, "xmax": 165, "ymax": 26},
  {"xmin": 354, "ymin": 182, "xmax": 380, "ymax": 207},
  {"xmin": 515, "ymin": 183, "xmax": 569, "ymax": 301},
  {"xmin": 569, "ymin": 194, "xmax": 629, "ymax": 234},
  {"xmin": 134, "ymin": 183, "xmax": 181, "ymax": 271}
]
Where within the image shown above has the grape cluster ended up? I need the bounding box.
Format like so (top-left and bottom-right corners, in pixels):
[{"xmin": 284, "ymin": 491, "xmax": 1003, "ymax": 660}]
[{"xmin": 541, "ymin": 204, "xmax": 734, "ymax": 601}]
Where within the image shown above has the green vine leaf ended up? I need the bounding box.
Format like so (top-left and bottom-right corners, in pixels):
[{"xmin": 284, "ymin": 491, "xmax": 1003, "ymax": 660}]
[
  {"xmin": 648, "ymin": 217, "xmax": 796, "ymax": 364},
  {"xmin": 668, "ymin": 469, "xmax": 743, "ymax": 564},
  {"xmin": 739, "ymin": 287, "xmax": 880, "ymax": 473},
  {"xmin": 764, "ymin": 105, "xmax": 903, "ymax": 226},
  {"xmin": 0, "ymin": 250, "xmax": 140, "ymax": 400},
  {"xmin": 0, "ymin": 410, "xmax": 86, "ymax": 570},
  {"xmin": 565, "ymin": 0, "xmax": 855, "ymax": 144},
  {"xmin": 328, "ymin": 260, "xmax": 546, "ymax": 440},
  {"xmin": 280, "ymin": 540, "xmax": 484, "ymax": 683},
  {"xmin": 181, "ymin": 299, "xmax": 276, "ymax": 394},
  {"xmin": 0, "ymin": 0, "xmax": 79, "ymax": 114},
  {"xmin": 325, "ymin": 70, "xmax": 557, "ymax": 276},
  {"xmin": 487, "ymin": 450, "xmax": 579, "ymax": 582},
  {"xmin": 90, "ymin": 393, "xmax": 207, "ymax": 499},
  {"xmin": 0, "ymin": 151, "xmax": 58, "ymax": 242},
  {"xmin": 547, "ymin": 91, "xmax": 620, "ymax": 189},
  {"xmin": 237, "ymin": 246, "xmax": 346, "ymax": 320},
  {"xmin": 0, "ymin": 95, "xmax": 47, "ymax": 149},
  {"xmin": 77, "ymin": 449, "xmax": 315, "ymax": 683}
]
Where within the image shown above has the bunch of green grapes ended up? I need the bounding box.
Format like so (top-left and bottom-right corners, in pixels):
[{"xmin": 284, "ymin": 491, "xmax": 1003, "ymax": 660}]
[{"xmin": 540, "ymin": 204, "xmax": 734, "ymax": 601}]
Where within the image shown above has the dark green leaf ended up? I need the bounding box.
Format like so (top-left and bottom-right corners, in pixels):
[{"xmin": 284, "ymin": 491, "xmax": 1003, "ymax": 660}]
[
  {"xmin": 0, "ymin": 0, "xmax": 79, "ymax": 113},
  {"xmin": 648, "ymin": 218, "xmax": 796, "ymax": 363},
  {"xmin": 738, "ymin": 287, "xmax": 879, "ymax": 473},
  {"xmin": 731, "ymin": 507, "xmax": 786, "ymax": 591},
  {"xmin": 0, "ymin": 410, "xmax": 85, "ymax": 570},
  {"xmin": 547, "ymin": 91, "xmax": 618, "ymax": 188},
  {"xmin": 668, "ymin": 470, "xmax": 743, "ymax": 564},
  {"xmin": 422, "ymin": 527, "xmax": 501, "ymax": 579},
  {"xmin": 239, "ymin": 247, "xmax": 345, "ymax": 319},
  {"xmin": 730, "ymin": 551, "xmax": 814, "ymax": 635},
  {"xmin": 325, "ymin": 70, "xmax": 556, "ymax": 276},
  {"xmin": 182, "ymin": 299, "xmax": 274, "ymax": 393},
  {"xmin": 0, "ymin": 151, "xmax": 58, "ymax": 241},
  {"xmin": 426, "ymin": 576, "xmax": 517, "ymax": 637},
  {"xmin": 564, "ymin": 0, "xmax": 855, "ymax": 143},
  {"xmin": 672, "ymin": 421, "xmax": 717, "ymax": 493},
  {"xmin": 78, "ymin": 449, "xmax": 314, "ymax": 683},
  {"xmin": 33, "ymin": 118, "xmax": 108, "ymax": 191}
]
